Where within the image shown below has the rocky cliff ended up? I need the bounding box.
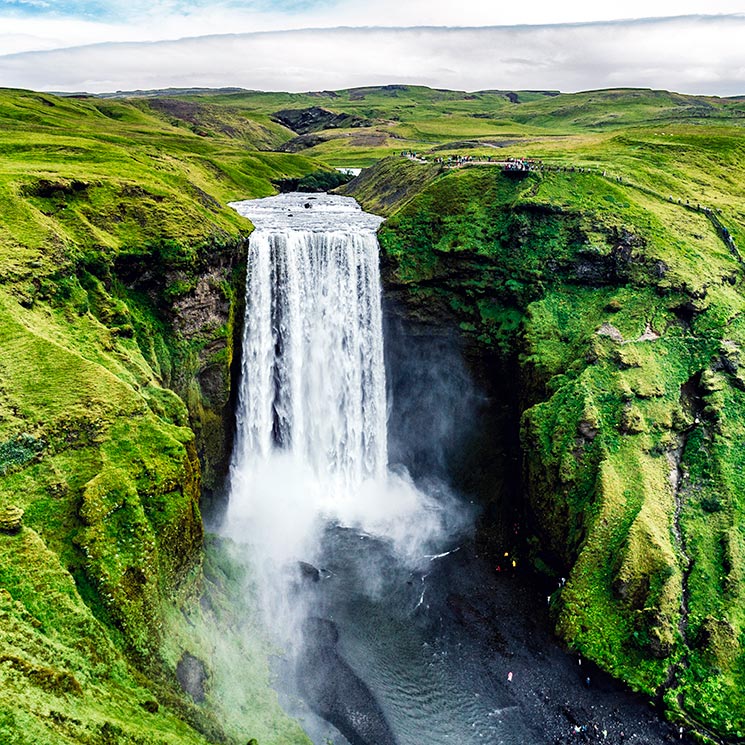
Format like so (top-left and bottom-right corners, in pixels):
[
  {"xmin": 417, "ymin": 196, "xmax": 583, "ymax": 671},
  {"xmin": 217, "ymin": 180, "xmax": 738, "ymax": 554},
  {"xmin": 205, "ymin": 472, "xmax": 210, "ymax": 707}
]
[{"xmin": 355, "ymin": 160, "xmax": 745, "ymax": 742}]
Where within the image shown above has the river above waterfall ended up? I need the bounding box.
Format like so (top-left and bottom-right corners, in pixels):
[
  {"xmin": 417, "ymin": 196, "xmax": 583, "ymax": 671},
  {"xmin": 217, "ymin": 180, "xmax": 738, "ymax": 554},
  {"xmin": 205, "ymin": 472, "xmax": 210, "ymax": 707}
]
[
  {"xmin": 224, "ymin": 193, "xmax": 688, "ymax": 745},
  {"xmin": 229, "ymin": 192, "xmax": 384, "ymax": 232}
]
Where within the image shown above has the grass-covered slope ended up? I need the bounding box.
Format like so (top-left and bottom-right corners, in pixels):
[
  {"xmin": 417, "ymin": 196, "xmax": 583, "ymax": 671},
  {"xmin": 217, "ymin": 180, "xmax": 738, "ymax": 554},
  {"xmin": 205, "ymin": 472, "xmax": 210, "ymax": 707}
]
[
  {"xmin": 370, "ymin": 158, "xmax": 745, "ymax": 741},
  {"xmin": 2, "ymin": 82, "xmax": 745, "ymax": 743},
  {"xmin": 0, "ymin": 88, "xmax": 316, "ymax": 744},
  {"xmin": 337, "ymin": 156, "xmax": 442, "ymax": 216},
  {"xmin": 152, "ymin": 85, "xmax": 745, "ymax": 170}
]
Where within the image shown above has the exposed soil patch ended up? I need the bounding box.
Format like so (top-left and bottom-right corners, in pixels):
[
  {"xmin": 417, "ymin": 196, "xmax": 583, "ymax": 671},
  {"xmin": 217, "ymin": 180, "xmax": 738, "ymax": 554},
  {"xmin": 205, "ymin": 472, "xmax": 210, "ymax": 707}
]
[{"xmin": 271, "ymin": 106, "xmax": 372, "ymax": 134}]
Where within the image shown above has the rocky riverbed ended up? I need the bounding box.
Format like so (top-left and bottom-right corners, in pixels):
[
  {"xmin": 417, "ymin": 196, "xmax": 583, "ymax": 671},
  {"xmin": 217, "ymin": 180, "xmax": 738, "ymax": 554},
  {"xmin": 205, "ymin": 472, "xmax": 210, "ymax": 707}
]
[{"xmin": 277, "ymin": 529, "xmax": 691, "ymax": 745}]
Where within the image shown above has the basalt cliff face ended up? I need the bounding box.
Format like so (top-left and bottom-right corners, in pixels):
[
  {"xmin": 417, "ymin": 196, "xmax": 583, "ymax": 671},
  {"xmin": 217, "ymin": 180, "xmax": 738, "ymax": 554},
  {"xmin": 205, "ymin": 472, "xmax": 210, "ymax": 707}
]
[{"xmin": 351, "ymin": 160, "xmax": 745, "ymax": 742}]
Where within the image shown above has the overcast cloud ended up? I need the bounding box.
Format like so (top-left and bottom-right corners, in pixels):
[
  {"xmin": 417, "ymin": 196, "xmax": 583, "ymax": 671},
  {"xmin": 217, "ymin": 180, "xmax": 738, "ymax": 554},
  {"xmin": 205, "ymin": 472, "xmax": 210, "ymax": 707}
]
[
  {"xmin": 2, "ymin": 1, "xmax": 745, "ymax": 53},
  {"xmin": 0, "ymin": 1, "xmax": 744, "ymax": 95},
  {"xmin": 0, "ymin": 17, "xmax": 743, "ymax": 95}
]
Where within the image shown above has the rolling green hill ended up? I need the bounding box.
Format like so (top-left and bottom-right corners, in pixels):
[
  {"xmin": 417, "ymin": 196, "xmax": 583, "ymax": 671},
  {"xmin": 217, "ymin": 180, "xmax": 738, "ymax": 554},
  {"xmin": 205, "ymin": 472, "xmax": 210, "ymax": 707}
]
[{"xmin": 1, "ymin": 83, "xmax": 745, "ymax": 743}]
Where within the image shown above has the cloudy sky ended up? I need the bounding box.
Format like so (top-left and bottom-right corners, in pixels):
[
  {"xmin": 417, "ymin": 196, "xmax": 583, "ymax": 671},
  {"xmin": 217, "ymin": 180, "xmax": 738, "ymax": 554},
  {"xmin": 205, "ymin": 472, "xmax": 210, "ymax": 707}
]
[{"xmin": 0, "ymin": 1, "xmax": 743, "ymax": 94}]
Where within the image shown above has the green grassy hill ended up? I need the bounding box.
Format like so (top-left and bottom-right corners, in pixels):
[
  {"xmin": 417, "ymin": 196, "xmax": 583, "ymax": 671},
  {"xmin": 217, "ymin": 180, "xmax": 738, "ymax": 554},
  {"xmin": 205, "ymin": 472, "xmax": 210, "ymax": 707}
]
[
  {"xmin": 1, "ymin": 83, "xmax": 745, "ymax": 743},
  {"xmin": 0, "ymin": 87, "xmax": 317, "ymax": 744},
  {"xmin": 141, "ymin": 84, "xmax": 745, "ymax": 167}
]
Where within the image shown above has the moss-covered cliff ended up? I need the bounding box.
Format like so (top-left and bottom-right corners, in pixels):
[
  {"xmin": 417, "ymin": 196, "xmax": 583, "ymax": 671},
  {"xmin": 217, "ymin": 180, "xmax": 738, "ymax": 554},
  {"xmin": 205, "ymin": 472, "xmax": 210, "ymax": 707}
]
[
  {"xmin": 365, "ymin": 161, "xmax": 745, "ymax": 742},
  {"xmin": 0, "ymin": 89, "xmax": 316, "ymax": 744}
]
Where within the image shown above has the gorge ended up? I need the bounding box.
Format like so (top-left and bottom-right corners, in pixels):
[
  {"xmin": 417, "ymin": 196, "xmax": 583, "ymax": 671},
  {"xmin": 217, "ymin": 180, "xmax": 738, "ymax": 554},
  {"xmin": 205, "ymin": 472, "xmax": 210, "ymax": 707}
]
[
  {"xmin": 0, "ymin": 85, "xmax": 744, "ymax": 745},
  {"xmin": 217, "ymin": 192, "xmax": 690, "ymax": 744}
]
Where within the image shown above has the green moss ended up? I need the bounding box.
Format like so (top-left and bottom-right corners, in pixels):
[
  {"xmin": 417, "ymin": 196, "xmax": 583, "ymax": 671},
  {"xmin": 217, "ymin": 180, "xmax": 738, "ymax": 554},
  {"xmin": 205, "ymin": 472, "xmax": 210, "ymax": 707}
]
[
  {"xmin": 0, "ymin": 89, "xmax": 318, "ymax": 743},
  {"xmin": 0, "ymin": 434, "xmax": 45, "ymax": 476},
  {"xmin": 379, "ymin": 163, "xmax": 745, "ymax": 739},
  {"xmin": 0, "ymin": 528, "xmax": 216, "ymax": 745}
]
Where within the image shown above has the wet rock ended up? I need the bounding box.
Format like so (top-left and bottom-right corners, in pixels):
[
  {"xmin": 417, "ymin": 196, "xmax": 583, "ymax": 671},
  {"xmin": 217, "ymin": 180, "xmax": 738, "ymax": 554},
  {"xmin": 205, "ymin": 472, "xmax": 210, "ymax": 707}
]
[
  {"xmin": 140, "ymin": 700, "xmax": 159, "ymax": 713},
  {"xmin": 652, "ymin": 260, "xmax": 669, "ymax": 279},
  {"xmin": 304, "ymin": 617, "xmax": 339, "ymax": 645},
  {"xmin": 637, "ymin": 323, "xmax": 660, "ymax": 342},
  {"xmin": 716, "ymin": 341, "xmax": 740, "ymax": 376},
  {"xmin": 176, "ymin": 652, "xmax": 208, "ymax": 703},
  {"xmin": 298, "ymin": 617, "xmax": 397, "ymax": 745},
  {"xmin": 171, "ymin": 271, "xmax": 230, "ymax": 341},
  {"xmin": 0, "ymin": 505, "xmax": 24, "ymax": 534},
  {"xmin": 21, "ymin": 178, "xmax": 90, "ymax": 199},
  {"xmin": 577, "ymin": 421, "xmax": 598, "ymax": 441},
  {"xmin": 573, "ymin": 256, "xmax": 613, "ymax": 284},
  {"xmin": 298, "ymin": 561, "xmax": 321, "ymax": 583},
  {"xmin": 596, "ymin": 323, "xmax": 624, "ymax": 342}
]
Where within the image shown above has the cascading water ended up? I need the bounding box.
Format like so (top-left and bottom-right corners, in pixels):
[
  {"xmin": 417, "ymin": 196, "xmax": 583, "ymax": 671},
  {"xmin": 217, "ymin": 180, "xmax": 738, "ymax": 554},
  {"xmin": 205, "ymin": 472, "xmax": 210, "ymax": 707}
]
[
  {"xmin": 225, "ymin": 194, "xmax": 439, "ymax": 571},
  {"xmin": 231, "ymin": 193, "xmax": 387, "ymax": 489},
  {"xmin": 224, "ymin": 193, "xmax": 445, "ymax": 630},
  {"xmin": 224, "ymin": 192, "xmax": 451, "ymax": 745}
]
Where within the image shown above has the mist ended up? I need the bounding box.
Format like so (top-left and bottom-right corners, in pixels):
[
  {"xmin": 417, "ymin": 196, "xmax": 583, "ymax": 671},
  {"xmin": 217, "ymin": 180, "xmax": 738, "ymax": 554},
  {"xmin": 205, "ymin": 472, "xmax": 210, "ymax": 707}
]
[
  {"xmin": 191, "ymin": 193, "xmax": 480, "ymax": 745},
  {"xmin": 220, "ymin": 193, "xmax": 473, "ymax": 636}
]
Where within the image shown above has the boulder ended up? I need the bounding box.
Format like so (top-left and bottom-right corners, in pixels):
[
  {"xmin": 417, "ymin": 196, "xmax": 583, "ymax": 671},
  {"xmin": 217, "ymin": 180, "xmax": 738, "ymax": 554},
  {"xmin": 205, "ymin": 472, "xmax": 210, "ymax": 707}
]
[
  {"xmin": 0, "ymin": 506, "xmax": 23, "ymax": 534},
  {"xmin": 298, "ymin": 561, "xmax": 321, "ymax": 583},
  {"xmin": 176, "ymin": 652, "xmax": 208, "ymax": 703}
]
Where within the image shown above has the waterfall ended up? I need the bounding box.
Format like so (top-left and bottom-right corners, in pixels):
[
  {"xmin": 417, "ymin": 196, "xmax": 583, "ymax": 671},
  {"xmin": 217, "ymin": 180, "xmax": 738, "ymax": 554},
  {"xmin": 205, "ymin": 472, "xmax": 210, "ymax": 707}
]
[
  {"xmin": 222, "ymin": 193, "xmax": 473, "ymax": 745},
  {"xmin": 230, "ymin": 193, "xmax": 386, "ymax": 489},
  {"xmin": 224, "ymin": 194, "xmax": 432, "ymax": 567}
]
